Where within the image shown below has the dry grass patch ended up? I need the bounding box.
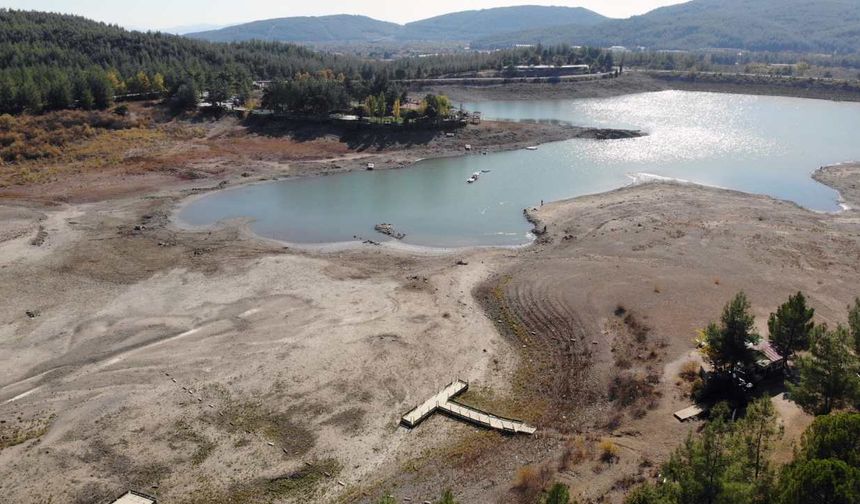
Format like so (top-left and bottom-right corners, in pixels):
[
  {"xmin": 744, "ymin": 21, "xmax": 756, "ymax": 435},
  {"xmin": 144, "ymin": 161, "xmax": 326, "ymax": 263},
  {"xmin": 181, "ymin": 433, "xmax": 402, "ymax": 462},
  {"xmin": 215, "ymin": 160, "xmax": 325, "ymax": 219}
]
[
  {"xmin": 0, "ymin": 414, "xmax": 53, "ymax": 450},
  {"xmin": 0, "ymin": 109, "xmax": 207, "ymax": 187},
  {"xmin": 678, "ymin": 361, "xmax": 701, "ymax": 382},
  {"xmin": 212, "ymin": 399, "xmax": 316, "ymax": 457},
  {"xmin": 559, "ymin": 435, "xmax": 594, "ymax": 471},
  {"xmin": 513, "ymin": 463, "xmax": 554, "ymax": 503},
  {"xmin": 599, "ymin": 439, "xmax": 620, "ymax": 463}
]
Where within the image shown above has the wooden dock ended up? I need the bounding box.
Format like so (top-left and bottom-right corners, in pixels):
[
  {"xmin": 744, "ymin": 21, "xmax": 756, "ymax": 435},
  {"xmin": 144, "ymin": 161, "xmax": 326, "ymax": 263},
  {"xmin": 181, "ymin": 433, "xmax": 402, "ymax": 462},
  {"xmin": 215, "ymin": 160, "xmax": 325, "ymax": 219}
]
[
  {"xmin": 674, "ymin": 404, "xmax": 706, "ymax": 421},
  {"xmin": 401, "ymin": 380, "xmax": 536, "ymax": 435},
  {"xmin": 401, "ymin": 380, "xmax": 468, "ymax": 428}
]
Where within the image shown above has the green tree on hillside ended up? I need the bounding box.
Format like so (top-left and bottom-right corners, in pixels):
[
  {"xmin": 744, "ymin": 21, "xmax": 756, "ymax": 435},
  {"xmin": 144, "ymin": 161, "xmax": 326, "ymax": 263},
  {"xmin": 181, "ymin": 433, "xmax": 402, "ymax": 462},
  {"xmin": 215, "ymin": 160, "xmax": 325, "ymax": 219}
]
[
  {"xmin": 700, "ymin": 292, "xmax": 761, "ymax": 374},
  {"xmin": 798, "ymin": 413, "xmax": 860, "ymax": 467},
  {"xmin": 789, "ymin": 325, "xmax": 860, "ymax": 415},
  {"xmin": 776, "ymin": 459, "xmax": 860, "ymax": 504},
  {"xmin": 87, "ymin": 72, "xmax": 114, "ymax": 110},
  {"xmin": 623, "ymin": 400, "xmax": 784, "ymax": 504},
  {"xmin": 169, "ymin": 81, "xmax": 200, "ymax": 113},
  {"xmin": 849, "ymin": 298, "xmax": 860, "ymax": 355},
  {"xmin": 768, "ymin": 292, "xmax": 815, "ymax": 361},
  {"xmin": 733, "ymin": 397, "xmax": 783, "ymax": 482},
  {"xmin": 206, "ymin": 74, "xmax": 232, "ymax": 108},
  {"xmin": 422, "ymin": 94, "xmax": 451, "ymax": 119},
  {"xmin": 660, "ymin": 404, "xmax": 735, "ymax": 504},
  {"xmin": 45, "ymin": 75, "xmax": 74, "ymax": 111},
  {"xmin": 777, "ymin": 413, "xmax": 860, "ymax": 503}
]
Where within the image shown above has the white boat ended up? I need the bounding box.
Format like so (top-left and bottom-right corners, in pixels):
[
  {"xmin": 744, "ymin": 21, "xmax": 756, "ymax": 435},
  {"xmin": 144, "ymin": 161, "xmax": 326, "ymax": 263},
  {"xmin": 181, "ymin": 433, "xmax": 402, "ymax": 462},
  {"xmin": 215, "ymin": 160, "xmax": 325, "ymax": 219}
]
[
  {"xmin": 525, "ymin": 146, "xmax": 538, "ymax": 151},
  {"xmin": 366, "ymin": 162, "xmax": 375, "ymax": 170},
  {"xmin": 467, "ymin": 172, "xmax": 480, "ymax": 184}
]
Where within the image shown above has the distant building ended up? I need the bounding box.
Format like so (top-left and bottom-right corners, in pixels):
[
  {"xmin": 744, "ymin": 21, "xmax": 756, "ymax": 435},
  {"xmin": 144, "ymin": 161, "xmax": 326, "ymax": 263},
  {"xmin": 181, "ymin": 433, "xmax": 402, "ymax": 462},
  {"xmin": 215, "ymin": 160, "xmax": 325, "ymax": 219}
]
[{"xmin": 108, "ymin": 491, "xmax": 157, "ymax": 504}]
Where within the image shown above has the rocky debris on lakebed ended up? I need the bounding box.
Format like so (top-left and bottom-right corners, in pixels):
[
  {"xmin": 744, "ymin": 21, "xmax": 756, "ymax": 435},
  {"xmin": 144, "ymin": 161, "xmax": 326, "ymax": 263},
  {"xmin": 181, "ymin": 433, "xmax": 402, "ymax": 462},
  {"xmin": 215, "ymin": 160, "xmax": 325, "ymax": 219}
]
[{"xmin": 374, "ymin": 223, "xmax": 405, "ymax": 240}]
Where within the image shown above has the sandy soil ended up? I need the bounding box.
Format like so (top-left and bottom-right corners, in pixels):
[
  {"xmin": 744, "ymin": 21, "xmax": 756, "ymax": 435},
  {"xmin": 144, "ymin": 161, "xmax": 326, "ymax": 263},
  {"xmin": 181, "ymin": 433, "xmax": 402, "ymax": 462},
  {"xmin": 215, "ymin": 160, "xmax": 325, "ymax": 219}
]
[
  {"xmin": 1, "ymin": 100, "xmax": 858, "ymax": 503},
  {"xmin": 351, "ymin": 169, "xmax": 860, "ymax": 503},
  {"xmin": 0, "ymin": 185, "xmax": 526, "ymax": 503}
]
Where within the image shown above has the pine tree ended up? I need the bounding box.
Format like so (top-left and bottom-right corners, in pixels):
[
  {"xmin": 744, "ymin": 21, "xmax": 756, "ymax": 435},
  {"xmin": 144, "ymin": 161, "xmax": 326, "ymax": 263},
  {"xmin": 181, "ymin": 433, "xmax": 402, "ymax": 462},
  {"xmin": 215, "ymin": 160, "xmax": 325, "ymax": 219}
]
[
  {"xmin": 701, "ymin": 292, "xmax": 761, "ymax": 374},
  {"xmin": 768, "ymin": 292, "xmax": 815, "ymax": 361},
  {"xmin": 789, "ymin": 325, "xmax": 860, "ymax": 415},
  {"xmin": 848, "ymin": 298, "xmax": 860, "ymax": 355},
  {"xmin": 734, "ymin": 397, "xmax": 782, "ymax": 482}
]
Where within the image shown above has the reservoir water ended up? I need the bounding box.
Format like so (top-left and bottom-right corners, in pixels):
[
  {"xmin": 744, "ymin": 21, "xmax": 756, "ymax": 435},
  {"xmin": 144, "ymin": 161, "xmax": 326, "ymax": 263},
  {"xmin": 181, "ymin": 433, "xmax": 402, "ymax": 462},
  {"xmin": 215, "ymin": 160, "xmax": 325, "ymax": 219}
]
[{"xmin": 178, "ymin": 91, "xmax": 860, "ymax": 248}]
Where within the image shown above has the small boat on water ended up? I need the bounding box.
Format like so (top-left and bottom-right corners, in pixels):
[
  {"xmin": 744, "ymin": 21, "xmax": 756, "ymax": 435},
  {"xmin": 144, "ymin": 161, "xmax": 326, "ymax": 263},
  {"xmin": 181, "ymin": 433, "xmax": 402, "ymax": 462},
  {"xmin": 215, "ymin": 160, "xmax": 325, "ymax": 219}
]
[
  {"xmin": 467, "ymin": 172, "xmax": 480, "ymax": 184},
  {"xmin": 366, "ymin": 162, "xmax": 375, "ymax": 170},
  {"xmin": 525, "ymin": 146, "xmax": 538, "ymax": 151}
]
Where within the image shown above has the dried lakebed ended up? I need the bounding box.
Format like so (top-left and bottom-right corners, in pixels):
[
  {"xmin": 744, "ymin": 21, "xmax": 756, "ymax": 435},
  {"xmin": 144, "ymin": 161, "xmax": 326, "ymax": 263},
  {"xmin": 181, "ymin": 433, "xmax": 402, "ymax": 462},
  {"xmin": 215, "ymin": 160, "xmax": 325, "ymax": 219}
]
[{"xmin": 177, "ymin": 91, "xmax": 860, "ymax": 248}]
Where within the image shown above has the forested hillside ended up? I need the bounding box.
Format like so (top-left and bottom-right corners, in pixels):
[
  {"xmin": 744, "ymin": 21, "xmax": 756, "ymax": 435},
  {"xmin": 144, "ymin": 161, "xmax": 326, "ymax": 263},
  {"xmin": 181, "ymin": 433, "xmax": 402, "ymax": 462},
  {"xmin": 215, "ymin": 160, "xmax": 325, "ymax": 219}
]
[
  {"xmin": 0, "ymin": 10, "xmax": 359, "ymax": 114},
  {"xmin": 187, "ymin": 6, "xmax": 608, "ymax": 44},
  {"xmin": 0, "ymin": 10, "xmax": 615, "ymax": 116},
  {"xmin": 188, "ymin": 15, "xmax": 401, "ymax": 44},
  {"xmin": 475, "ymin": 0, "xmax": 860, "ymax": 53},
  {"xmin": 400, "ymin": 6, "xmax": 606, "ymax": 41}
]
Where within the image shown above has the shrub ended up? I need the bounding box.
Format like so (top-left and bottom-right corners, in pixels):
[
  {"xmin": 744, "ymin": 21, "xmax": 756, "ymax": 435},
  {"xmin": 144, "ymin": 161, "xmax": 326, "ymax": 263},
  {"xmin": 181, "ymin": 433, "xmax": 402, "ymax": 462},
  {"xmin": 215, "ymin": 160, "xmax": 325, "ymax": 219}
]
[
  {"xmin": 543, "ymin": 483, "xmax": 571, "ymax": 504},
  {"xmin": 514, "ymin": 464, "xmax": 553, "ymax": 502},
  {"xmin": 609, "ymin": 372, "xmax": 657, "ymax": 407},
  {"xmin": 559, "ymin": 436, "xmax": 592, "ymax": 470},
  {"xmin": 678, "ymin": 361, "xmax": 701, "ymax": 382},
  {"xmin": 599, "ymin": 439, "xmax": 619, "ymax": 463},
  {"xmin": 437, "ymin": 489, "xmax": 459, "ymax": 504}
]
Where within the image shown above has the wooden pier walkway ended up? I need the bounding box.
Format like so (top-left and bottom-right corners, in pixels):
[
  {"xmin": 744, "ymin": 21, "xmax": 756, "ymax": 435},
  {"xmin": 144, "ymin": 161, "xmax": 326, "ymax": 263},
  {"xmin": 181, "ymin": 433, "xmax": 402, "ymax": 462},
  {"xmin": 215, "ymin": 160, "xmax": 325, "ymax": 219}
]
[{"xmin": 401, "ymin": 380, "xmax": 536, "ymax": 435}]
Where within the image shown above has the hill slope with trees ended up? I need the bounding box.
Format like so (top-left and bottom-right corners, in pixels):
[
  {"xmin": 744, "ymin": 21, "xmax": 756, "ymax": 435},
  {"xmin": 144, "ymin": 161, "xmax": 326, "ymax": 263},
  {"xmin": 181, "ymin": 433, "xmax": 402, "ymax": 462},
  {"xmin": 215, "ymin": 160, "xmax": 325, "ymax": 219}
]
[
  {"xmin": 401, "ymin": 6, "xmax": 607, "ymax": 41},
  {"xmin": 186, "ymin": 6, "xmax": 608, "ymax": 44},
  {"xmin": 0, "ymin": 10, "xmax": 616, "ymax": 116},
  {"xmin": 187, "ymin": 15, "xmax": 401, "ymax": 44},
  {"xmin": 474, "ymin": 0, "xmax": 860, "ymax": 53}
]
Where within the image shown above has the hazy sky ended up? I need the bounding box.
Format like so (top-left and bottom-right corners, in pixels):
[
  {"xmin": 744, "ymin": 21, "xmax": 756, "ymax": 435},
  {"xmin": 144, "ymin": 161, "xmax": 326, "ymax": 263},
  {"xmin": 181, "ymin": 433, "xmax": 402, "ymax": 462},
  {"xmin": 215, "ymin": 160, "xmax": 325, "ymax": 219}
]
[{"xmin": 1, "ymin": 1, "xmax": 689, "ymax": 31}]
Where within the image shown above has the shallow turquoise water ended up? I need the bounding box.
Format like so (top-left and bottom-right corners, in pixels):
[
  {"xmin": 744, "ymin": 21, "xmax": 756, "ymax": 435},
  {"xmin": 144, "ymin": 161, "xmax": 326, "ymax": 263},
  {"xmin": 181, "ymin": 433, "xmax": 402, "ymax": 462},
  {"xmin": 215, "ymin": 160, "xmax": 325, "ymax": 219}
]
[{"xmin": 178, "ymin": 91, "xmax": 860, "ymax": 247}]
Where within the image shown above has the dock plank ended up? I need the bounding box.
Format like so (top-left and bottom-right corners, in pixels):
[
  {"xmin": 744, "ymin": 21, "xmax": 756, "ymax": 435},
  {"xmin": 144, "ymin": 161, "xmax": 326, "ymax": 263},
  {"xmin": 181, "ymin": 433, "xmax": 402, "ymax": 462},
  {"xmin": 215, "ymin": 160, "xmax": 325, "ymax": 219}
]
[
  {"xmin": 674, "ymin": 405, "xmax": 705, "ymax": 421},
  {"xmin": 401, "ymin": 380, "xmax": 536, "ymax": 434}
]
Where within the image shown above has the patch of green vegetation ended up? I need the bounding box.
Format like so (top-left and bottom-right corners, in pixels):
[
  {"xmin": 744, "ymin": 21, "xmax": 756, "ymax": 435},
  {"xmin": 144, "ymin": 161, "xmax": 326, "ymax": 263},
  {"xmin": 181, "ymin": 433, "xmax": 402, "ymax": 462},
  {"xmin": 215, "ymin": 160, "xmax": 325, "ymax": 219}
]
[{"xmin": 0, "ymin": 414, "xmax": 54, "ymax": 451}]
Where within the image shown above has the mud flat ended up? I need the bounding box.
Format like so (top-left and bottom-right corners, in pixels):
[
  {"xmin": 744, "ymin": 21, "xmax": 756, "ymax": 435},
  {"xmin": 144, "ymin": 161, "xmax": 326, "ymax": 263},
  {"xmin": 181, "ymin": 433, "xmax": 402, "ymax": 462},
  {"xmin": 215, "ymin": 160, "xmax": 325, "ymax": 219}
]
[
  {"xmin": 0, "ymin": 103, "xmax": 858, "ymax": 504},
  {"xmin": 354, "ymin": 165, "xmax": 860, "ymax": 503}
]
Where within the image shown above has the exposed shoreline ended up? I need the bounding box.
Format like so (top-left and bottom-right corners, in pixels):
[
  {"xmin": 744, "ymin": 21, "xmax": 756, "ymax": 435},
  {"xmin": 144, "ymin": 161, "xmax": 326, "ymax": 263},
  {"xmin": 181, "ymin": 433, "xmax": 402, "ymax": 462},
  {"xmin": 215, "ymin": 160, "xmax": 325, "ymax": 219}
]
[
  {"xmin": 1, "ymin": 85, "xmax": 859, "ymax": 504},
  {"xmin": 422, "ymin": 71, "xmax": 860, "ymax": 104}
]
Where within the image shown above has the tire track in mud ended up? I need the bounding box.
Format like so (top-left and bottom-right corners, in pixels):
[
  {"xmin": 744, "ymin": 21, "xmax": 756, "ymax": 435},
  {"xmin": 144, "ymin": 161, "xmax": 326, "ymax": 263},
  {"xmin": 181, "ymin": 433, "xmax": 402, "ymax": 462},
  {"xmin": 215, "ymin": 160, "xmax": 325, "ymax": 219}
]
[{"xmin": 478, "ymin": 271, "xmax": 608, "ymax": 429}]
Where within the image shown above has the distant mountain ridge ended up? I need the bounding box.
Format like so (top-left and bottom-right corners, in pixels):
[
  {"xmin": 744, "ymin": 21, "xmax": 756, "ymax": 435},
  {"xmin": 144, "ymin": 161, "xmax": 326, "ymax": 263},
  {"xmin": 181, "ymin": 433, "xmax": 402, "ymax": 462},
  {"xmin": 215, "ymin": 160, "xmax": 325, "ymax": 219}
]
[
  {"xmin": 187, "ymin": 6, "xmax": 608, "ymax": 44},
  {"xmin": 188, "ymin": 0, "xmax": 860, "ymax": 54},
  {"xmin": 188, "ymin": 15, "xmax": 401, "ymax": 43},
  {"xmin": 401, "ymin": 6, "xmax": 607, "ymax": 41},
  {"xmin": 474, "ymin": 0, "xmax": 860, "ymax": 53}
]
